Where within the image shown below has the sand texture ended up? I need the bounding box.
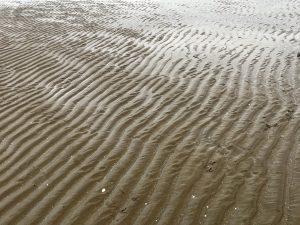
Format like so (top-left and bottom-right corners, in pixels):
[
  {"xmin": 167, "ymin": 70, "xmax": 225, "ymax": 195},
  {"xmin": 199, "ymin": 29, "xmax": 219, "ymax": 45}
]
[{"xmin": 0, "ymin": 0, "xmax": 300, "ymax": 224}]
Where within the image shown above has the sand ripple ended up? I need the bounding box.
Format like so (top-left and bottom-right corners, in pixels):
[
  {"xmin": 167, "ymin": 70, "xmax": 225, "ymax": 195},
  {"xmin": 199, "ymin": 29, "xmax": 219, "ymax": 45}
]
[{"xmin": 0, "ymin": 0, "xmax": 300, "ymax": 224}]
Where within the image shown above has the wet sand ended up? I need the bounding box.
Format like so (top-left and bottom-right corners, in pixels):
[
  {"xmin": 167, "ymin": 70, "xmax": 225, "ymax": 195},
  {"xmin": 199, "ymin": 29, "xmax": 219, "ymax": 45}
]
[{"xmin": 0, "ymin": 0, "xmax": 300, "ymax": 224}]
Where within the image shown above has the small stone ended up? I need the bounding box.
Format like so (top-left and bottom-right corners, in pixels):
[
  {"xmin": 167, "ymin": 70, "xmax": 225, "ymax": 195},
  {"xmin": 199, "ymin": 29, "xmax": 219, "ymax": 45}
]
[
  {"xmin": 101, "ymin": 188, "xmax": 106, "ymax": 193},
  {"xmin": 120, "ymin": 208, "xmax": 127, "ymax": 213},
  {"xmin": 265, "ymin": 123, "xmax": 273, "ymax": 130}
]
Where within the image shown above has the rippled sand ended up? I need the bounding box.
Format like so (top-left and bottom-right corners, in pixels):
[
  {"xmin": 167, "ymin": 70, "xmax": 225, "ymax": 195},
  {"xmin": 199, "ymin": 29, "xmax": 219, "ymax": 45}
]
[{"xmin": 0, "ymin": 0, "xmax": 300, "ymax": 224}]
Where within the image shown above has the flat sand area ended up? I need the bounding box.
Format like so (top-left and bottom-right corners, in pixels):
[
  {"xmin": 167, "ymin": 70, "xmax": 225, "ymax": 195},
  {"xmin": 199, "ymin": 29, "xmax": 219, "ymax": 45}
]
[{"xmin": 0, "ymin": 0, "xmax": 300, "ymax": 224}]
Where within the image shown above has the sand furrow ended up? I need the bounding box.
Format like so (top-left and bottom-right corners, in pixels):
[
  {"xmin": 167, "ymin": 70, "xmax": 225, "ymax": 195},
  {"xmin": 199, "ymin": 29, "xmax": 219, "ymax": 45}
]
[{"xmin": 0, "ymin": 0, "xmax": 300, "ymax": 224}]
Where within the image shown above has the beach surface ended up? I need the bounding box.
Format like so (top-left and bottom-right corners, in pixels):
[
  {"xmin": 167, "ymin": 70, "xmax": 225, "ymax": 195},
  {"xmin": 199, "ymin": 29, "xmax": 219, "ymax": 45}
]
[{"xmin": 0, "ymin": 0, "xmax": 300, "ymax": 224}]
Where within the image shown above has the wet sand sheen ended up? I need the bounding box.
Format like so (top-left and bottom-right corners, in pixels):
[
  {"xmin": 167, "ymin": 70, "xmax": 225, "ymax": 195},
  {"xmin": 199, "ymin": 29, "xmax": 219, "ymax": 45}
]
[{"xmin": 0, "ymin": 0, "xmax": 300, "ymax": 224}]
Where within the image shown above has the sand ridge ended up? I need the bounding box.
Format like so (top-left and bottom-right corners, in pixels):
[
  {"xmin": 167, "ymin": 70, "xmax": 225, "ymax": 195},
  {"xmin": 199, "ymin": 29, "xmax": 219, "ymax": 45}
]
[{"xmin": 0, "ymin": 0, "xmax": 300, "ymax": 224}]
